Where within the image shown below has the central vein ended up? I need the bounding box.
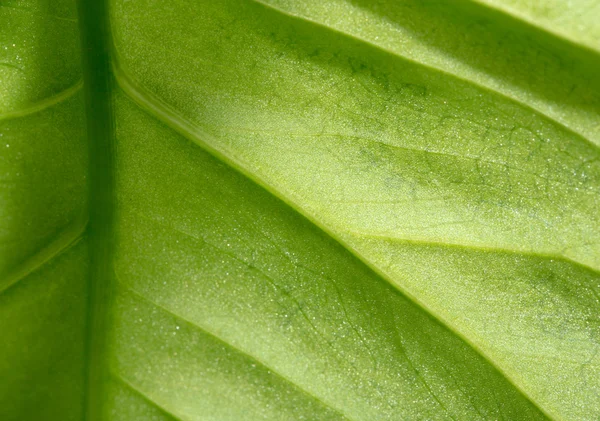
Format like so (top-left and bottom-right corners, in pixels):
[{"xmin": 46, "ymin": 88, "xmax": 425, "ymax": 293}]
[{"xmin": 78, "ymin": 0, "xmax": 115, "ymax": 419}]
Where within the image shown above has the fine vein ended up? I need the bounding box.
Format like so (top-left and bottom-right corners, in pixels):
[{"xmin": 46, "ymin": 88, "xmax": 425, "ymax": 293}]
[{"xmin": 253, "ymin": 0, "xmax": 600, "ymax": 151}]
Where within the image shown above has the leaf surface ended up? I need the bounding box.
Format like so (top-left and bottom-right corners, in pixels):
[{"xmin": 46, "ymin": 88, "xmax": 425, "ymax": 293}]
[
  {"xmin": 0, "ymin": 1, "xmax": 88, "ymax": 420},
  {"xmin": 1, "ymin": 0, "xmax": 599, "ymax": 420}
]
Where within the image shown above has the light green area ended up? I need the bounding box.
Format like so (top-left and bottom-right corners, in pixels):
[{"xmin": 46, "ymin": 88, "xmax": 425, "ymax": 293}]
[
  {"xmin": 472, "ymin": 0, "xmax": 600, "ymax": 53},
  {"xmin": 255, "ymin": 0, "xmax": 600, "ymax": 146},
  {"xmin": 110, "ymin": 0, "xmax": 600, "ymax": 419},
  {"xmin": 2, "ymin": 0, "xmax": 600, "ymax": 420},
  {"xmin": 109, "ymin": 90, "xmax": 544, "ymax": 419}
]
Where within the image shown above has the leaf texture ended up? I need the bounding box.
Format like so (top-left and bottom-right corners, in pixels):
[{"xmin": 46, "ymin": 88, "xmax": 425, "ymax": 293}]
[
  {"xmin": 0, "ymin": 1, "xmax": 88, "ymax": 419},
  {"xmin": 1, "ymin": 0, "xmax": 599, "ymax": 420}
]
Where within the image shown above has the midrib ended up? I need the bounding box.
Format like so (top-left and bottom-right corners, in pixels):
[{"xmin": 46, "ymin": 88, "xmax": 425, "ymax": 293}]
[{"xmin": 77, "ymin": 0, "xmax": 115, "ymax": 420}]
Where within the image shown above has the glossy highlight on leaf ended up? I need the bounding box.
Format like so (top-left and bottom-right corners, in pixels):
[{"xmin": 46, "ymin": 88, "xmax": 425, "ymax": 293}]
[{"xmin": 1, "ymin": 0, "xmax": 599, "ymax": 420}]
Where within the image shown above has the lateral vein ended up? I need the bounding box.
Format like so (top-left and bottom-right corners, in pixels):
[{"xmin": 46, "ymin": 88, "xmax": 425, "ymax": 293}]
[
  {"xmin": 252, "ymin": 0, "xmax": 600, "ymax": 151},
  {"xmin": 0, "ymin": 214, "xmax": 88, "ymax": 295},
  {"xmin": 0, "ymin": 80, "xmax": 84, "ymax": 121},
  {"xmin": 116, "ymin": 280, "xmax": 356, "ymax": 421},
  {"xmin": 111, "ymin": 374, "xmax": 188, "ymax": 421},
  {"xmin": 465, "ymin": 0, "xmax": 600, "ymax": 54},
  {"xmin": 346, "ymin": 231, "xmax": 600, "ymax": 276}
]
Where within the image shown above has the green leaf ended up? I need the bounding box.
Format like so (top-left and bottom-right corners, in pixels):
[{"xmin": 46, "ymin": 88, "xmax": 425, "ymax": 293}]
[{"xmin": 1, "ymin": 0, "xmax": 599, "ymax": 420}]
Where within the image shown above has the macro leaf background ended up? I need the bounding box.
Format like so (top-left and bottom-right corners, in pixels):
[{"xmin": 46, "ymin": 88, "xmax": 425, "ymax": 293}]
[{"xmin": 0, "ymin": 0, "xmax": 599, "ymax": 420}]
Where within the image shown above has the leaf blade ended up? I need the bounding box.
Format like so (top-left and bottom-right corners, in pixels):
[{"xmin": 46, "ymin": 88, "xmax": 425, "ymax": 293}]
[{"xmin": 108, "ymin": 0, "xmax": 600, "ymax": 418}]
